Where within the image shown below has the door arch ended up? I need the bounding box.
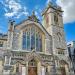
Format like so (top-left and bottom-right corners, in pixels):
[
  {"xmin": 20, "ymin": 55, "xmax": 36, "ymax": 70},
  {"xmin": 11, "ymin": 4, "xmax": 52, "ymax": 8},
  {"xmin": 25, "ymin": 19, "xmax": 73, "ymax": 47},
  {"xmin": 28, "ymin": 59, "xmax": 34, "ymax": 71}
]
[{"xmin": 28, "ymin": 59, "xmax": 37, "ymax": 75}]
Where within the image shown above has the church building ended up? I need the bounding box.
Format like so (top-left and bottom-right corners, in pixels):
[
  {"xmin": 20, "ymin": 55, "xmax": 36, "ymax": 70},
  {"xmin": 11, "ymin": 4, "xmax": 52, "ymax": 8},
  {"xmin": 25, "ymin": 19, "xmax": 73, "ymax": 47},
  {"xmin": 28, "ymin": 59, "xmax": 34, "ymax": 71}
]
[{"xmin": 0, "ymin": 2, "xmax": 74, "ymax": 75}]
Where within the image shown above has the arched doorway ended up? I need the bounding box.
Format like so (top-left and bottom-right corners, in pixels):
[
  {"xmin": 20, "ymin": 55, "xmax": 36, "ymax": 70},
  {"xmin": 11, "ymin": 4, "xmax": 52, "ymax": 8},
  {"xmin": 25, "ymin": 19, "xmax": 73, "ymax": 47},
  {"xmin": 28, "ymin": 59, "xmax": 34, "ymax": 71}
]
[
  {"xmin": 60, "ymin": 67, "xmax": 66, "ymax": 75},
  {"xmin": 59, "ymin": 60, "xmax": 68, "ymax": 75},
  {"xmin": 28, "ymin": 59, "xmax": 37, "ymax": 75}
]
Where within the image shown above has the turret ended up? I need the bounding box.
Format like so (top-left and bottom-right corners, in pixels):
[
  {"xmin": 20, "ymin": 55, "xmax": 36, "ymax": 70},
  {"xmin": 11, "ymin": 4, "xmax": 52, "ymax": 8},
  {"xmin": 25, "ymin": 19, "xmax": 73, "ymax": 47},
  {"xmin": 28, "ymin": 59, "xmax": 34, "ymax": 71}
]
[
  {"xmin": 42, "ymin": 2, "xmax": 63, "ymax": 35},
  {"xmin": 42, "ymin": 2, "xmax": 67, "ymax": 55},
  {"xmin": 7, "ymin": 20, "xmax": 15, "ymax": 49},
  {"xmin": 8, "ymin": 20, "xmax": 15, "ymax": 31}
]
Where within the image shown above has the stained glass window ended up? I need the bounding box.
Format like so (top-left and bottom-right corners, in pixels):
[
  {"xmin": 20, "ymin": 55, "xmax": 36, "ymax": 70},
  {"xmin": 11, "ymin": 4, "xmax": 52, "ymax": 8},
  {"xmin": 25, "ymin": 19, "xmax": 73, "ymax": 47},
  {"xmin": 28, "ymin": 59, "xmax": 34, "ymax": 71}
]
[
  {"xmin": 36, "ymin": 32, "xmax": 39, "ymax": 51},
  {"xmin": 38, "ymin": 34, "xmax": 41, "ymax": 51},
  {"xmin": 31, "ymin": 27, "xmax": 35, "ymax": 50},
  {"xmin": 38, "ymin": 34, "xmax": 42, "ymax": 52},
  {"xmin": 27, "ymin": 31, "xmax": 30, "ymax": 50},
  {"xmin": 22, "ymin": 32, "xmax": 26, "ymax": 50},
  {"xmin": 39, "ymin": 36, "xmax": 42, "ymax": 52},
  {"xmin": 22, "ymin": 26, "xmax": 42, "ymax": 52}
]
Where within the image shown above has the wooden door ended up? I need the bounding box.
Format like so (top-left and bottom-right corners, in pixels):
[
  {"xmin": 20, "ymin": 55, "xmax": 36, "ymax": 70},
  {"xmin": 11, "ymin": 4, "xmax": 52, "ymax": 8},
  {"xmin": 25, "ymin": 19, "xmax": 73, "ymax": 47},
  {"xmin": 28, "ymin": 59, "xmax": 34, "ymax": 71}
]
[
  {"xmin": 28, "ymin": 67, "xmax": 37, "ymax": 75},
  {"xmin": 61, "ymin": 67, "xmax": 66, "ymax": 75}
]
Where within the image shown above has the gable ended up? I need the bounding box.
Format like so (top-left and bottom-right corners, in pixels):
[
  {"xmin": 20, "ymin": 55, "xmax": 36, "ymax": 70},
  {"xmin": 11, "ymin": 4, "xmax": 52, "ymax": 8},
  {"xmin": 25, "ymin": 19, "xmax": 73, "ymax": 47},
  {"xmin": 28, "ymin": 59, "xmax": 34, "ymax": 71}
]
[{"xmin": 15, "ymin": 20, "xmax": 52, "ymax": 39}]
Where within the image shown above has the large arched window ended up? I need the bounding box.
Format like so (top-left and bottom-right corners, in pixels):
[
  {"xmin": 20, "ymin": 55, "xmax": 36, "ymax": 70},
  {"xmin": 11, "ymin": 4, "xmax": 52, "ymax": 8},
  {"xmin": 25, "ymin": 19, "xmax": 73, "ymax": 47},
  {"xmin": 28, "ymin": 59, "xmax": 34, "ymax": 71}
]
[
  {"xmin": 22, "ymin": 32, "xmax": 26, "ymax": 49},
  {"xmin": 22, "ymin": 25, "xmax": 42, "ymax": 52},
  {"xmin": 31, "ymin": 27, "xmax": 35, "ymax": 50}
]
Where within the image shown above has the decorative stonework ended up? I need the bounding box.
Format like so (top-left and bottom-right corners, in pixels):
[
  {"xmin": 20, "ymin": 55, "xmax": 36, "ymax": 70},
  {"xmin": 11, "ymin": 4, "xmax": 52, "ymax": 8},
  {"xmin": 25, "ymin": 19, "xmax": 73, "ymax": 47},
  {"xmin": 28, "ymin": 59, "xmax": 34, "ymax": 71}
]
[
  {"xmin": 0, "ymin": 1, "xmax": 72, "ymax": 75},
  {"xmin": 28, "ymin": 11, "xmax": 39, "ymax": 23}
]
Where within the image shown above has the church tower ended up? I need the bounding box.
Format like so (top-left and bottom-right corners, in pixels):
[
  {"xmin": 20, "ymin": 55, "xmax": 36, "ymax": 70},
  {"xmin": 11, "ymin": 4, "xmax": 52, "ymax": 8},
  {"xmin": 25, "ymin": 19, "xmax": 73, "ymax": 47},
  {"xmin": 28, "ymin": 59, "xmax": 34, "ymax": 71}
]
[
  {"xmin": 42, "ymin": 2, "xmax": 67, "ymax": 55},
  {"xmin": 42, "ymin": 3, "xmax": 70, "ymax": 75}
]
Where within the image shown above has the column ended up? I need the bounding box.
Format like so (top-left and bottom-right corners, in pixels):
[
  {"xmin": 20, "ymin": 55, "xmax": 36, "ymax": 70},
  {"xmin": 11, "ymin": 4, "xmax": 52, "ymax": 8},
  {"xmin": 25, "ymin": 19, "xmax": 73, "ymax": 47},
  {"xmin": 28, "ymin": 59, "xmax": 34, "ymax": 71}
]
[
  {"xmin": 65, "ymin": 65, "xmax": 69, "ymax": 75},
  {"xmin": 41, "ymin": 66, "xmax": 45, "ymax": 75},
  {"xmin": 37, "ymin": 62, "xmax": 41, "ymax": 75},
  {"xmin": 26, "ymin": 61, "xmax": 28, "ymax": 75},
  {"xmin": 48, "ymin": 66, "xmax": 50, "ymax": 75},
  {"xmin": 21, "ymin": 66, "xmax": 26, "ymax": 75},
  {"xmin": 9, "ymin": 57, "xmax": 11, "ymax": 65},
  {"xmin": 4, "ymin": 56, "xmax": 10, "ymax": 65},
  {"xmin": 0, "ymin": 60, "xmax": 3, "ymax": 75}
]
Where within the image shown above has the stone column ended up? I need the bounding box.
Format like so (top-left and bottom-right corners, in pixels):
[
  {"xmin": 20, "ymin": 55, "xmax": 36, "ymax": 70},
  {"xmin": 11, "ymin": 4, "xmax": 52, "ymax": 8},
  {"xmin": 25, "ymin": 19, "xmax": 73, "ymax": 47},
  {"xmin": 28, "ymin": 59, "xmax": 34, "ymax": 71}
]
[
  {"xmin": 26, "ymin": 61, "xmax": 28, "ymax": 75},
  {"xmin": 9, "ymin": 57, "xmax": 11, "ymax": 65},
  {"xmin": 41, "ymin": 66, "xmax": 45, "ymax": 75},
  {"xmin": 37, "ymin": 62, "xmax": 41, "ymax": 75},
  {"xmin": 21, "ymin": 66, "xmax": 26, "ymax": 75},
  {"xmin": 0, "ymin": 60, "xmax": 3, "ymax": 75},
  {"xmin": 48, "ymin": 66, "xmax": 50, "ymax": 75},
  {"xmin": 65, "ymin": 65, "xmax": 70, "ymax": 75}
]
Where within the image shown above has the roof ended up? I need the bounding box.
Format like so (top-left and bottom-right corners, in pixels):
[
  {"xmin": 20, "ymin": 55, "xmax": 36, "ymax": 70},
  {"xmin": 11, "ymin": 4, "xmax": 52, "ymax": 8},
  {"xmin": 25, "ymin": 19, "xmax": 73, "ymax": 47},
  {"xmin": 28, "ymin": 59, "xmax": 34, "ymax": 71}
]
[
  {"xmin": 15, "ymin": 19, "xmax": 51, "ymax": 38},
  {"xmin": 15, "ymin": 11, "xmax": 40, "ymax": 27},
  {"xmin": 42, "ymin": 2, "xmax": 63, "ymax": 16},
  {"xmin": 14, "ymin": 12, "xmax": 52, "ymax": 39}
]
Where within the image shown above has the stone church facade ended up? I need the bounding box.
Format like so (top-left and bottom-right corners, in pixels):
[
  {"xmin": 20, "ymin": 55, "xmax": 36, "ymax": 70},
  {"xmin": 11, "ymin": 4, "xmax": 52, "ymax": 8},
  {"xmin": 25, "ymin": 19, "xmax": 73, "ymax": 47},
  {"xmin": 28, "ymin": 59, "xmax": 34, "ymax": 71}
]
[{"xmin": 0, "ymin": 2, "xmax": 74, "ymax": 75}]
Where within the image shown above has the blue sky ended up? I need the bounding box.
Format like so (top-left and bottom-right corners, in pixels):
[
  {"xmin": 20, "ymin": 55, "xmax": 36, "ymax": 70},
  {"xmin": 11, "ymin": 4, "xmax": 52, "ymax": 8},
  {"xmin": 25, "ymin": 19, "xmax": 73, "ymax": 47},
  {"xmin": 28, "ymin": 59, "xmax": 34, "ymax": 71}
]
[{"xmin": 0, "ymin": 0, "xmax": 75, "ymax": 43}]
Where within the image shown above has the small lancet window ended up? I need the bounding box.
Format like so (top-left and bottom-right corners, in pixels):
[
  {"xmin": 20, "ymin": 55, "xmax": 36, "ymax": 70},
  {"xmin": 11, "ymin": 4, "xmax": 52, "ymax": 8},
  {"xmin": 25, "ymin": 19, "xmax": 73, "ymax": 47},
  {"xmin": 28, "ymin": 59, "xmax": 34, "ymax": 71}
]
[
  {"xmin": 54, "ymin": 13, "xmax": 58, "ymax": 25},
  {"xmin": 57, "ymin": 32, "xmax": 62, "ymax": 42}
]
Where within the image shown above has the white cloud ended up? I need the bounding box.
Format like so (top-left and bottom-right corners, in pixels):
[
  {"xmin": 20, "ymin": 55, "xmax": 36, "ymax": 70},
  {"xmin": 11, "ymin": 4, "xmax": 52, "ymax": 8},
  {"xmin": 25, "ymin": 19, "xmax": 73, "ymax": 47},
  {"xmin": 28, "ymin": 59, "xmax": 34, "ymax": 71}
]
[
  {"xmin": 1, "ymin": 0, "xmax": 29, "ymax": 18},
  {"xmin": 8, "ymin": 0, "xmax": 21, "ymax": 11},
  {"xmin": 56, "ymin": 0, "xmax": 75, "ymax": 23},
  {"xmin": 23, "ymin": 7, "xmax": 29, "ymax": 16},
  {"xmin": 5, "ymin": 12, "xmax": 17, "ymax": 17}
]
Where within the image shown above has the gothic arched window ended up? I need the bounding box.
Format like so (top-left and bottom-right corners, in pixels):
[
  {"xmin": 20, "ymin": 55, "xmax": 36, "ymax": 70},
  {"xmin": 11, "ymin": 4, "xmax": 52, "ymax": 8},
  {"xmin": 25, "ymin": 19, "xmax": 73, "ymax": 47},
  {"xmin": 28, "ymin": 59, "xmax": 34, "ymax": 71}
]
[
  {"xmin": 22, "ymin": 26, "xmax": 42, "ymax": 52},
  {"xmin": 44, "ymin": 14, "xmax": 49, "ymax": 28},
  {"xmin": 36, "ymin": 32, "xmax": 39, "ymax": 51},
  {"xmin": 22, "ymin": 32, "xmax": 26, "ymax": 49},
  {"xmin": 27, "ymin": 30, "xmax": 30, "ymax": 50},
  {"xmin": 38, "ymin": 34, "xmax": 42, "ymax": 52},
  {"xmin": 54, "ymin": 13, "xmax": 58, "ymax": 25},
  {"xmin": 31, "ymin": 27, "xmax": 35, "ymax": 50}
]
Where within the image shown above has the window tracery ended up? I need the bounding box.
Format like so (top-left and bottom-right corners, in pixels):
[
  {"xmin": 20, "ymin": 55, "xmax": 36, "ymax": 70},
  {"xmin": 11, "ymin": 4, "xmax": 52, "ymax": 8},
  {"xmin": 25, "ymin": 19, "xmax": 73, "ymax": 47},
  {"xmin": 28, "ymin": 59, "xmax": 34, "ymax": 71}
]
[
  {"xmin": 22, "ymin": 32, "xmax": 26, "ymax": 49},
  {"xmin": 22, "ymin": 26, "xmax": 42, "ymax": 52}
]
